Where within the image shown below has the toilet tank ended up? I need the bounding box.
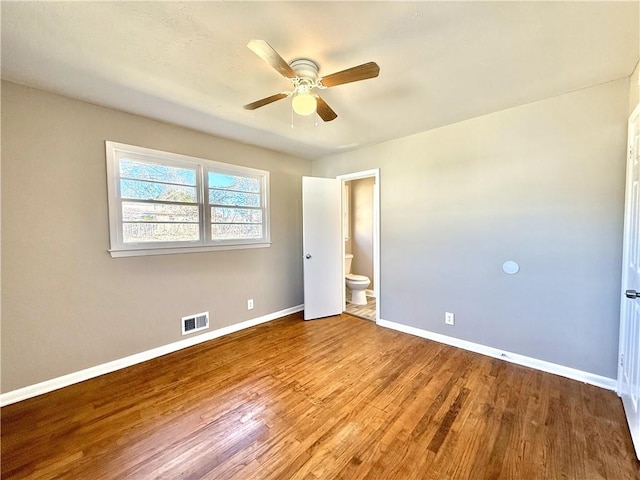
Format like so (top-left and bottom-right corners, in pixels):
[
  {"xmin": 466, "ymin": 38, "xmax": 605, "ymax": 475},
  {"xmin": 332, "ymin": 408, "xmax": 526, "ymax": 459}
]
[{"xmin": 345, "ymin": 253, "xmax": 354, "ymax": 274}]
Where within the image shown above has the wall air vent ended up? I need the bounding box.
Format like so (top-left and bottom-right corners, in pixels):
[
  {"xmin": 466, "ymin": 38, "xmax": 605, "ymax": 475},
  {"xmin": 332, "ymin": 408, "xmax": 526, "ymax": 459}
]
[{"xmin": 182, "ymin": 311, "xmax": 209, "ymax": 335}]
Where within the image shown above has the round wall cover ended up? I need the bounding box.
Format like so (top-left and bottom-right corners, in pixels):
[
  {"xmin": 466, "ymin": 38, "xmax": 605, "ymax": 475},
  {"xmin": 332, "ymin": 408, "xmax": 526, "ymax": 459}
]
[{"xmin": 502, "ymin": 261, "xmax": 520, "ymax": 275}]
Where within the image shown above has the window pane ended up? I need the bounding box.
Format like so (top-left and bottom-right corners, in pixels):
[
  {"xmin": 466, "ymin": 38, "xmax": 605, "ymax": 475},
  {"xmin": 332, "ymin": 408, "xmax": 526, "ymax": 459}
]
[
  {"xmin": 123, "ymin": 223, "xmax": 199, "ymax": 243},
  {"xmin": 121, "ymin": 179, "xmax": 197, "ymax": 203},
  {"xmin": 211, "ymin": 224, "xmax": 262, "ymax": 240},
  {"xmin": 211, "ymin": 207, "xmax": 262, "ymax": 224},
  {"xmin": 120, "ymin": 159, "xmax": 196, "ymax": 185},
  {"xmin": 208, "ymin": 172, "xmax": 259, "ymax": 193},
  {"xmin": 107, "ymin": 142, "xmax": 270, "ymax": 254},
  {"xmin": 208, "ymin": 190, "xmax": 260, "ymax": 207},
  {"xmin": 123, "ymin": 202, "xmax": 199, "ymax": 223}
]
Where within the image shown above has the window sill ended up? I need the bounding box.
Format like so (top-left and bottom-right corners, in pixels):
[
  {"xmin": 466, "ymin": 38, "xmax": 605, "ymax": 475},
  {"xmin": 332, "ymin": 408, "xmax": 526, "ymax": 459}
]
[{"xmin": 109, "ymin": 242, "xmax": 271, "ymax": 258}]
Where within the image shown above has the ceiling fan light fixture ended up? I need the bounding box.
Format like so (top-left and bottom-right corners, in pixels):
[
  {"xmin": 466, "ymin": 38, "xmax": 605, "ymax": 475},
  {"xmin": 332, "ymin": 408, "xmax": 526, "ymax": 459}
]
[
  {"xmin": 244, "ymin": 40, "xmax": 380, "ymax": 122},
  {"xmin": 292, "ymin": 90, "xmax": 317, "ymax": 116}
]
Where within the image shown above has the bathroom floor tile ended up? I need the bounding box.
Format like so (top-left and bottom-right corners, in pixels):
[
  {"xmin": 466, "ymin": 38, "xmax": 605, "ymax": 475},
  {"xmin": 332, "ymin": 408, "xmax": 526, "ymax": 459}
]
[{"xmin": 345, "ymin": 295, "xmax": 376, "ymax": 321}]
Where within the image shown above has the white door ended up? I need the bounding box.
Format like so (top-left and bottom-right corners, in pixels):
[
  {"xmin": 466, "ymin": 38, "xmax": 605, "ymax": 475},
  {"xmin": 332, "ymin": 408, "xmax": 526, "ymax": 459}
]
[
  {"xmin": 302, "ymin": 177, "xmax": 342, "ymax": 320},
  {"xmin": 619, "ymin": 103, "xmax": 640, "ymax": 459}
]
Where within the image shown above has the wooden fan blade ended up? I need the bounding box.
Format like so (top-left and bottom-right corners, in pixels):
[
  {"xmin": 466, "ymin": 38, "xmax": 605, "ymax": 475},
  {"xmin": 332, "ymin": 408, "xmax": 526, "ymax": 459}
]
[
  {"xmin": 247, "ymin": 40, "xmax": 297, "ymax": 79},
  {"xmin": 316, "ymin": 96, "xmax": 337, "ymax": 122},
  {"xmin": 243, "ymin": 93, "xmax": 288, "ymax": 110},
  {"xmin": 319, "ymin": 62, "xmax": 380, "ymax": 87}
]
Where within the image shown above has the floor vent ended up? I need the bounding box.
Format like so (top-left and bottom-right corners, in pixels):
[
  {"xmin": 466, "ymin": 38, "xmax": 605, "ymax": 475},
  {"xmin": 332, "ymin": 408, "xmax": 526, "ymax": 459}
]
[{"xmin": 182, "ymin": 311, "xmax": 209, "ymax": 335}]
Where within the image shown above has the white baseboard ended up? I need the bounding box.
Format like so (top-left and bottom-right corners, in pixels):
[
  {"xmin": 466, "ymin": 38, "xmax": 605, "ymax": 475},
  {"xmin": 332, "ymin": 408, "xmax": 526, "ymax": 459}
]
[
  {"xmin": 377, "ymin": 318, "xmax": 617, "ymax": 391},
  {"xmin": 0, "ymin": 305, "xmax": 304, "ymax": 407}
]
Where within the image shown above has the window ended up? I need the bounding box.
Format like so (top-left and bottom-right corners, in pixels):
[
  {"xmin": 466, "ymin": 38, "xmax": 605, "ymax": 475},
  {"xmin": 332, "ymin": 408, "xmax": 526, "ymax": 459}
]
[{"xmin": 105, "ymin": 141, "xmax": 270, "ymax": 257}]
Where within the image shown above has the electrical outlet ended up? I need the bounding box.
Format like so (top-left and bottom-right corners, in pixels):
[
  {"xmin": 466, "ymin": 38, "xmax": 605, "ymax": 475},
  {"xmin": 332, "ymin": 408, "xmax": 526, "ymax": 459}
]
[
  {"xmin": 445, "ymin": 312, "xmax": 455, "ymax": 325},
  {"xmin": 247, "ymin": 299, "xmax": 254, "ymax": 310}
]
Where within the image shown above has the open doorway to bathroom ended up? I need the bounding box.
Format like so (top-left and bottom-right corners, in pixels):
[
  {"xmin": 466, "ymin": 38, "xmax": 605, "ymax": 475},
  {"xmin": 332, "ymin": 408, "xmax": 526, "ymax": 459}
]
[{"xmin": 338, "ymin": 170, "xmax": 380, "ymax": 323}]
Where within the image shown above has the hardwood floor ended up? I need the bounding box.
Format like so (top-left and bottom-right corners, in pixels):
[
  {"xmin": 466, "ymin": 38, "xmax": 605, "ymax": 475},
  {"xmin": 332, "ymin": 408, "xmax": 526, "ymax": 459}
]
[{"xmin": 2, "ymin": 313, "xmax": 639, "ymax": 479}]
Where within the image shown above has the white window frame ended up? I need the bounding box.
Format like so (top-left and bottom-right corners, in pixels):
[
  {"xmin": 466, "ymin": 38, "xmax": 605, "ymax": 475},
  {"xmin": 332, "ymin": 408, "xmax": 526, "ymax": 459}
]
[{"xmin": 105, "ymin": 141, "xmax": 270, "ymax": 258}]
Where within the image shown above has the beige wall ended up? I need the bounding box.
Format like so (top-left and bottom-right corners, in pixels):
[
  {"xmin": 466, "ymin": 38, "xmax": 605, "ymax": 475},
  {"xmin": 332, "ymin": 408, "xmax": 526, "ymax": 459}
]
[
  {"xmin": 1, "ymin": 81, "xmax": 310, "ymax": 392},
  {"xmin": 631, "ymin": 61, "xmax": 639, "ymax": 114},
  {"xmin": 313, "ymin": 78, "xmax": 630, "ymax": 378},
  {"xmin": 350, "ymin": 178, "xmax": 374, "ymax": 290}
]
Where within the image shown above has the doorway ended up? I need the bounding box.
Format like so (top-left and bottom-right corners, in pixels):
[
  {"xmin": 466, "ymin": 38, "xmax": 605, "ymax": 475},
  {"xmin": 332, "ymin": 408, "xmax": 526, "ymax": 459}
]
[{"xmin": 337, "ymin": 169, "xmax": 380, "ymax": 323}]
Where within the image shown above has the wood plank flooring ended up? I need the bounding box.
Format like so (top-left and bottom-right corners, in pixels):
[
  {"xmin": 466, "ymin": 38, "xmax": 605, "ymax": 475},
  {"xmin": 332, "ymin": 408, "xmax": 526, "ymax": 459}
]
[{"xmin": 2, "ymin": 313, "xmax": 639, "ymax": 479}]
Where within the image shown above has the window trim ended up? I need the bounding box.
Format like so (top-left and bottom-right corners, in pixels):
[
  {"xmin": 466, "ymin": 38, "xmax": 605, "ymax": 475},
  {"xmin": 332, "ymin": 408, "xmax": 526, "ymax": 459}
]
[{"xmin": 105, "ymin": 141, "xmax": 271, "ymax": 258}]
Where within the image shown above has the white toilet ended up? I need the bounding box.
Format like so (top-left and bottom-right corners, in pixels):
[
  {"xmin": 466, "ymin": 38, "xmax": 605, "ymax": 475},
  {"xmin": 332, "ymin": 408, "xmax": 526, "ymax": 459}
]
[{"xmin": 345, "ymin": 253, "xmax": 371, "ymax": 305}]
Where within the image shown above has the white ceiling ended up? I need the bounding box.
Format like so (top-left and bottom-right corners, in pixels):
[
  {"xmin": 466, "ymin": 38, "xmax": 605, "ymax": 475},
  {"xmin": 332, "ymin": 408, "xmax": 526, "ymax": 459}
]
[{"xmin": 2, "ymin": 1, "xmax": 638, "ymax": 159}]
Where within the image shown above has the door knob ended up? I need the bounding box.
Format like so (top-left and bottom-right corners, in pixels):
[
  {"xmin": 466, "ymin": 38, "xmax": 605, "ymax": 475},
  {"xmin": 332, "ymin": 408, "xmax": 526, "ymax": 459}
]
[
  {"xmin": 625, "ymin": 290, "xmax": 639, "ymax": 299},
  {"xmin": 305, "ymin": 254, "xmax": 312, "ymax": 259}
]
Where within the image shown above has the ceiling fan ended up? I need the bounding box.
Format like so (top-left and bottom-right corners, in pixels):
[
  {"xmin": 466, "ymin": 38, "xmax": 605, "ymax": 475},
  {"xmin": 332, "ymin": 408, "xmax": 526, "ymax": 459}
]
[{"xmin": 243, "ymin": 40, "xmax": 380, "ymax": 122}]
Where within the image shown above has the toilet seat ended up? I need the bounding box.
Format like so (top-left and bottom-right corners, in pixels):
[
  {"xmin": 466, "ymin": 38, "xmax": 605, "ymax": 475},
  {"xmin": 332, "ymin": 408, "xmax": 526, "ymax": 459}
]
[{"xmin": 346, "ymin": 273, "xmax": 369, "ymax": 283}]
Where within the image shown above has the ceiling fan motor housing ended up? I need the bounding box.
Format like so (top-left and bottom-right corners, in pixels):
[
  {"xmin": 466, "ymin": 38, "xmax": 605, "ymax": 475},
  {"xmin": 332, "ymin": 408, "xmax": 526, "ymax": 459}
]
[{"xmin": 290, "ymin": 58, "xmax": 319, "ymax": 81}]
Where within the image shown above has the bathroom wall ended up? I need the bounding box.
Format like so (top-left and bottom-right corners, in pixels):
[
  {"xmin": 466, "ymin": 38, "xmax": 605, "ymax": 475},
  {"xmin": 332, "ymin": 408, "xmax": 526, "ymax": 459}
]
[
  {"xmin": 350, "ymin": 178, "xmax": 375, "ymax": 291},
  {"xmin": 344, "ymin": 183, "xmax": 353, "ymax": 256},
  {"xmin": 631, "ymin": 60, "xmax": 639, "ymax": 114}
]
